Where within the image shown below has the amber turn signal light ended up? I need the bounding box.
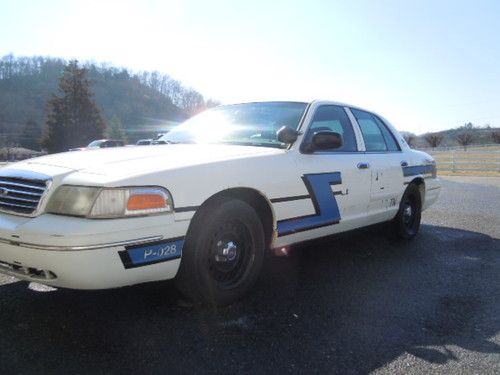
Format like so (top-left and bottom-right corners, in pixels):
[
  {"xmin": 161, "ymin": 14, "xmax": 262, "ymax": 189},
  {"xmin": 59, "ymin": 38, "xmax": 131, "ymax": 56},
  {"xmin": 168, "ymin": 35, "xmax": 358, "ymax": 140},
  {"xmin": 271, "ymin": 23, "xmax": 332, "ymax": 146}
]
[{"xmin": 127, "ymin": 194, "xmax": 167, "ymax": 211}]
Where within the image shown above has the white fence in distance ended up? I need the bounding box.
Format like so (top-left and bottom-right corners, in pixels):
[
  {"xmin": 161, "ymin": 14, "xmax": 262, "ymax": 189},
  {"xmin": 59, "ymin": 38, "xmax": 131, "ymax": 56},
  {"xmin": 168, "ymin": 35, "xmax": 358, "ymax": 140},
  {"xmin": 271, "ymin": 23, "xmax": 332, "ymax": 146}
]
[
  {"xmin": 418, "ymin": 143, "xmax": 500, "ymax": 152},
  {"xmin": 429, "ymin": 149, "xmax": 500, "ymax": 172}
]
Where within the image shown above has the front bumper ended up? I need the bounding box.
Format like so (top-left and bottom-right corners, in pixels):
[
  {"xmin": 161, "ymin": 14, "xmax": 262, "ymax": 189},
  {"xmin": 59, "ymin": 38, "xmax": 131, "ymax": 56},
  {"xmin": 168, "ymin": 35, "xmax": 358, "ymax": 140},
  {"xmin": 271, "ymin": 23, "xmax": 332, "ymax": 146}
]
[
  {"xmin": 0, "ymin": 212, "xmax": 189, "ymax": 289},
  {"xmin": 423, "ymin": 177, "xmax": 441, "ymax": 211}
]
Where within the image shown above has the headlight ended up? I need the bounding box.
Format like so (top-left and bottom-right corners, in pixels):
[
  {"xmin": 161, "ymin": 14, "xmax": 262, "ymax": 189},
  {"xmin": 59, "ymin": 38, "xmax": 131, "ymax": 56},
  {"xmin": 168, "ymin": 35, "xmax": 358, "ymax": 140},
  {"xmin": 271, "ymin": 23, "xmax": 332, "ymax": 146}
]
[
  {"xmin": 46, "ymin": 186, "xmax": 173, "ymax": 218},
  {"xmin": 90, "ymin": 187, "xmax": 172, "ymax": 218},
  {"xmin": 45, "ymin": 186, "xmax": 100, "ymax": 217}
]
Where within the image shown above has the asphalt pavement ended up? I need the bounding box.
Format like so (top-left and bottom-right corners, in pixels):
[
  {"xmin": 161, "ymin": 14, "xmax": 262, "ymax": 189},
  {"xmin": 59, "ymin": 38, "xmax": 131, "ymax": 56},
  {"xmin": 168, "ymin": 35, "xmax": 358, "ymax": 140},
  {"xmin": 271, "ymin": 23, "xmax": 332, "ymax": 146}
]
[{"xmin": 0, "ymin": 176, "xmax": 499, "ymax": 374}]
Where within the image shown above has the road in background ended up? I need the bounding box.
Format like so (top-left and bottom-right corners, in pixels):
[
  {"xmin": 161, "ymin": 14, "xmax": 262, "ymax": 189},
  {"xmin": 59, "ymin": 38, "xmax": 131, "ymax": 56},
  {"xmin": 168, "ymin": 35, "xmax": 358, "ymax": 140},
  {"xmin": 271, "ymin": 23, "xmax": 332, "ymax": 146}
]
[{"xmin": 0, "ymin": 176, "xmax": 499, "ymax": 374}]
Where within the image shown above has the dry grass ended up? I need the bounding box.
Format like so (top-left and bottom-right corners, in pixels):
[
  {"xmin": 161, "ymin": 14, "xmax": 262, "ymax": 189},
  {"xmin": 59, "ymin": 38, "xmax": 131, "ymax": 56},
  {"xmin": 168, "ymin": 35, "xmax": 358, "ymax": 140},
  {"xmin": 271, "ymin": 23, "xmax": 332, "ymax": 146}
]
[
  {"xmin": 438, "ymin": 170, "xmax": 500, "ymax": 177},
  {"xmin": 427, "ymin": 145, "xmax": 500, "ymax": 152},
  {"xmin": 465, "ymin": 145, "xmax": 500, "ymax": 151},
  {"xmin": 429, "ymin": 146, "xmax": 499, "ymax": 176}
]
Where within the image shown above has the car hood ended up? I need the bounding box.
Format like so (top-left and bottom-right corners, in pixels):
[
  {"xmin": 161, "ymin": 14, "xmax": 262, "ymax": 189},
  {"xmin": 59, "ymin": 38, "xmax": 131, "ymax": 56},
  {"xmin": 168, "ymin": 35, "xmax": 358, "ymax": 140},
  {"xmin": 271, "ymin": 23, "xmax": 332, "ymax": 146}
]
[{"xmin": 12, "ymin": 144, "xmax": 284, "ymax": 178}]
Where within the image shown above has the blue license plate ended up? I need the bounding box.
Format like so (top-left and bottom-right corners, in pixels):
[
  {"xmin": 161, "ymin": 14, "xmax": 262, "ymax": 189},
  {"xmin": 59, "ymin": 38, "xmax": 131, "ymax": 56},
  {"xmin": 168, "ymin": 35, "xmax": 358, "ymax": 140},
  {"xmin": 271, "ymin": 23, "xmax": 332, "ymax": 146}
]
[{"xmin": 120, "ymin": 238, "xmax": 184, "ymax": 269}]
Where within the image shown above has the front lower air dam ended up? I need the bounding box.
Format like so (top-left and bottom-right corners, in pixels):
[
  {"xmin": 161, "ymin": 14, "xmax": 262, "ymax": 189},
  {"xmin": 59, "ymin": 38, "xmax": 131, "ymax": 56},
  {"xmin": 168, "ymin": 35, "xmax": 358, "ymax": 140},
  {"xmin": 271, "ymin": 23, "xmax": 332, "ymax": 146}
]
[{"xmin": 0, "ymin": 260, "xmax": 57, "ymax": 280}]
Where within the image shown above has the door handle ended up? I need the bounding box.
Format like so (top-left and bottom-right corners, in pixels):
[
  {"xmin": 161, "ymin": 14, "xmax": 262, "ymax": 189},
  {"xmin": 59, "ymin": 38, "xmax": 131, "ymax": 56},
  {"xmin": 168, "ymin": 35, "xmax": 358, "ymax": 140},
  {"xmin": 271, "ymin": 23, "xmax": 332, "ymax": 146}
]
[
  {"xmin": 357, "ymin": 162, "xmax": 370, "ymax": 169},
  {"xmin": 400, "ymin": 161, "xmax": 408, "ymax": 167}
]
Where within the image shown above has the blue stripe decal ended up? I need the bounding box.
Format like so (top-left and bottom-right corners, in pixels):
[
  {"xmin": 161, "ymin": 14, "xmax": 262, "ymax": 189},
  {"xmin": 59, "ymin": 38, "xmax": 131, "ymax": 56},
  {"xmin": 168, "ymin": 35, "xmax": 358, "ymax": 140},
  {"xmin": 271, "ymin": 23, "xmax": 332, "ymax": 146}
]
[
  {"xmin": 403, "ymin": 165, "xmax": 435, "ymax": 177},
  {"xmin": 277, "ymin": 172, "xmax": 342, "ymax": 237},
  {"xmin": 120, "ymin": 238, "xmax": 184, "ymax": 269}
]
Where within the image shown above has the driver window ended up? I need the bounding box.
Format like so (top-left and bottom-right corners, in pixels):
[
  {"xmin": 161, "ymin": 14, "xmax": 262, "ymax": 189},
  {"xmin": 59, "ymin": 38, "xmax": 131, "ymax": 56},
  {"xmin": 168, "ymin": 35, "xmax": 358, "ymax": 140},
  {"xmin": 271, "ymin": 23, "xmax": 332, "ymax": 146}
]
[{"xmin": 304, "ymin": 105, "xmax": 357, "ymax": 152}]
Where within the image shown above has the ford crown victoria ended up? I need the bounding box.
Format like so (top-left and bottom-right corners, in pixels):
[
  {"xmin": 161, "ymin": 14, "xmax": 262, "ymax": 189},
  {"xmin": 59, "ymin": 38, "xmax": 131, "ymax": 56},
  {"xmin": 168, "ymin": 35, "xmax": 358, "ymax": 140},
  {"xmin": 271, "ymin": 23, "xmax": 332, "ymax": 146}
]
[{"xmin": 0, "ymin": 101, "xmax": 440, "ymax": 305}]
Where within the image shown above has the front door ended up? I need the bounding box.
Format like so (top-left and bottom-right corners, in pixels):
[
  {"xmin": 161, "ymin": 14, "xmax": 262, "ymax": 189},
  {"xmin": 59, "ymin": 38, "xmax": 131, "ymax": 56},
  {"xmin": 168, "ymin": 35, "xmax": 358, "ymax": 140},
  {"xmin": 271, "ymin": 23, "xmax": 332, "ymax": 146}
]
[{"xmin": 285, "ymin": 104, "xmax": 371, "ymax": 242}]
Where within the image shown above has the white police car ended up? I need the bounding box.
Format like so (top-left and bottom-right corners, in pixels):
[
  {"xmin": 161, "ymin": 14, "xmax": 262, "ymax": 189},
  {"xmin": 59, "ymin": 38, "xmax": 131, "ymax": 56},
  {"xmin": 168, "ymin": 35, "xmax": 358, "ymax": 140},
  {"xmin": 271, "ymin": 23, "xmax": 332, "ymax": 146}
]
[{"xmin": 0, "ymin": 101, "xmax": 440, "ymax": 305}]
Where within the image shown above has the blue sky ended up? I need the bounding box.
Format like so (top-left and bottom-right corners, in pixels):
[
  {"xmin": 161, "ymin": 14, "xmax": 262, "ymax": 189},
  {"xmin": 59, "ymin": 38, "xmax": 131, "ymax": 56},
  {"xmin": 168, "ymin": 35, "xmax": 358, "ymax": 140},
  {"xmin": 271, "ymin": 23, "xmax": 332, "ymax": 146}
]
[{"xmin": 1, "ymin": 0, "xmax": 499, "ymax": 134}]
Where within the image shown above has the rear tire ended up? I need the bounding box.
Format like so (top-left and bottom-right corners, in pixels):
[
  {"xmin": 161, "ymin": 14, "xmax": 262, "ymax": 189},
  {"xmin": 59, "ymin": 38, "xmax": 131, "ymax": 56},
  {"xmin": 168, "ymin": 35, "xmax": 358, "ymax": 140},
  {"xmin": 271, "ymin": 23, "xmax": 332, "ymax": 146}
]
[
  {"xmin": 392, "ymin": 183, "xmax": 422, "ymax": 240},
  {"xmin": 175, "ymin": 198, "xmax": 265, "ymax": 306}
]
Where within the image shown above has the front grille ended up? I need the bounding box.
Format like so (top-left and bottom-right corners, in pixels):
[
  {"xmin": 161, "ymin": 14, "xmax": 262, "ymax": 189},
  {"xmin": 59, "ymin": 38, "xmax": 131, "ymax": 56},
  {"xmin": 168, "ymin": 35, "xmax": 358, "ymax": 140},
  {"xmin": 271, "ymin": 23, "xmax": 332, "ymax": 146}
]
[{"xmin": 0, "ymin": 172, "xmax": 50, "ymax": 216}]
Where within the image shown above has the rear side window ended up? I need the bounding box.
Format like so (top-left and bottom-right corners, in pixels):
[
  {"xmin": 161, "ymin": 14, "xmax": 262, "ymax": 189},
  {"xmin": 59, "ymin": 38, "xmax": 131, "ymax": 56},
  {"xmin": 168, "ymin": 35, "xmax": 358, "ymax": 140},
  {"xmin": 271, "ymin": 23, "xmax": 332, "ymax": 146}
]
[
  {"xmin": 304, "ymin": 105, "xmax": 357, "ymax": 152},
  {"xmin": 351, "ymin": 108, "xmax": 400, "ymax": 152},
  {"xmin": 372, "ymin": 116, "xmax": 400, "ymax": 151}
]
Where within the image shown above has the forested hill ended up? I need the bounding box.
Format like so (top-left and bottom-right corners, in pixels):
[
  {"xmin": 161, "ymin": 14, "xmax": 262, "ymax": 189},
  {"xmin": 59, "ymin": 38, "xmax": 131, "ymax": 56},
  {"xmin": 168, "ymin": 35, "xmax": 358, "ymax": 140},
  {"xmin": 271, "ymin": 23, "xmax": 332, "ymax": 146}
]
[{"xmin": 0, "ymin": 54, "xmax": 217, "ymax": 148}]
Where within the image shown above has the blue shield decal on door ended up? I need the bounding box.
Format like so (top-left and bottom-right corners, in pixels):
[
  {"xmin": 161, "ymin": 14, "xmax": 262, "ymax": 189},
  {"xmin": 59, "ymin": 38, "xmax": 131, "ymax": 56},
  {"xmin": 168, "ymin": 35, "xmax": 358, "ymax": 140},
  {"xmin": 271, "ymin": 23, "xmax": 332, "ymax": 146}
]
[{"xmin": 277, "ymin": 172, "xmax": 342, "ymax": 236}]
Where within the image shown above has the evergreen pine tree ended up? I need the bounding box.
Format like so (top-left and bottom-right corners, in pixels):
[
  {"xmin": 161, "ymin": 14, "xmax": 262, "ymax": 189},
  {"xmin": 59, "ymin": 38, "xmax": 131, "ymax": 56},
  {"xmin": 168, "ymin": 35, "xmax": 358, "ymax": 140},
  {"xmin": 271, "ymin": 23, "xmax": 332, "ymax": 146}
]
[
  {"xmin": 106, "ymin": 115, "xmax": 127, "ymax": 142},
  {"xmin": 42, "ymin": 60, "xmax": 105, "ymax": 153}
]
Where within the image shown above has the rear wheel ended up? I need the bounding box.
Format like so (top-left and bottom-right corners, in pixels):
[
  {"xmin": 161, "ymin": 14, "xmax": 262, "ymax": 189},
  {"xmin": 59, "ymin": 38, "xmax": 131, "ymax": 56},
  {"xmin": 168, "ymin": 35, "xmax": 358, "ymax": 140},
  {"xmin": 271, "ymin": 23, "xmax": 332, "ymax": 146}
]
[
  {"xmin": 392, "ymin": 183, "xmax": 422, "ymax": 240},
  {"xmin": 175, "ymin": 198, "xmax": 265, "ymax": 306}
]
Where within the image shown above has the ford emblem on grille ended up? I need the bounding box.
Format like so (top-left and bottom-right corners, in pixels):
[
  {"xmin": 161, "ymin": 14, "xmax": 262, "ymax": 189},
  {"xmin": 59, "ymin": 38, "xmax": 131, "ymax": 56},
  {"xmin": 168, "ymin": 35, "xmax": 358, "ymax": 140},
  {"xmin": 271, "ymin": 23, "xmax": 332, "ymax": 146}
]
[{"xmin": 0, "ymin": 187, "xmax": 8, "ymax": 196}]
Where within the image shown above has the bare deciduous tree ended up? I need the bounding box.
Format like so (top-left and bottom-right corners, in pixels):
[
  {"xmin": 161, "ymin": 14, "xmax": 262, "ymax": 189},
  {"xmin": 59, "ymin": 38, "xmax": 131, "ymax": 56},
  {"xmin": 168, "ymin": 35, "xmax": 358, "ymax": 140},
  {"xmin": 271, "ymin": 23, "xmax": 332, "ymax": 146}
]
[
  {"xmin": 491, "ymin": 130, "xmax": 500, "ymax": 144},
  {"xmin": 403, "ymin": 134, "xmax": 416, "ymax": 148},
  {"xmin": 179, "ymin": 88, "xmax": 206, "ymax": 117},
  {"xmin": 456, "ymin": 132, "xmax": 474, "ymax": 151},
  {"xmin": 424, "ymin": 133, "xmax": 443, "ymax": 149}
]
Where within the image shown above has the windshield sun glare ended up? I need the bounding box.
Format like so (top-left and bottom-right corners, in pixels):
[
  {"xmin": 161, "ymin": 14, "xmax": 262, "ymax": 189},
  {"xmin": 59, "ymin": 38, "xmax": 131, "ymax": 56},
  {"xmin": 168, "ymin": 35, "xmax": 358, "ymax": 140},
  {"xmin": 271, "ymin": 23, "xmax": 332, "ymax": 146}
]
[{"xmin": 162, "ymin": 102, "xmax": 307, "ymax": 148}]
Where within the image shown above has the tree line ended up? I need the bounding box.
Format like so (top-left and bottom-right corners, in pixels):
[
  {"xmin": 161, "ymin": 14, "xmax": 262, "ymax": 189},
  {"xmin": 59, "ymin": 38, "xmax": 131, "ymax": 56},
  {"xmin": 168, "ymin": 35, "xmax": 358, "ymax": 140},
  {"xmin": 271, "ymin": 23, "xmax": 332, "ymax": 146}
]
[
  {"xmin": 403, "ymin": 122, "xmax": 500, "ymax": 150},
  {"xmin": 0, "ymin": 54, "xmax": 219, "ymax": 151}
]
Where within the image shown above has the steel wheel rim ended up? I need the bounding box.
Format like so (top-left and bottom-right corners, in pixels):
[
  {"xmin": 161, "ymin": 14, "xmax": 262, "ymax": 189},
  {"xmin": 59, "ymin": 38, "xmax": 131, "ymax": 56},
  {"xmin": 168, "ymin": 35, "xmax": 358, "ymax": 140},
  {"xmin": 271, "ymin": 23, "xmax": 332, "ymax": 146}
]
[
  {"xmin": 207, "ymin": 220, "xmax": 254, "ymax": 288},
  {"xmin": 402, "ymin": 196, "xmax": 416, "ymax": 229}
]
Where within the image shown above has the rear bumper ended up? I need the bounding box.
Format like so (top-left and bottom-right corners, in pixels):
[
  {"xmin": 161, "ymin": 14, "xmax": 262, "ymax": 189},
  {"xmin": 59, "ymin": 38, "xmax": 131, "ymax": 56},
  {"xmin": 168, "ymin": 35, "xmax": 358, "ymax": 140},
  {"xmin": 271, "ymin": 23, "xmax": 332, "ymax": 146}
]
[{"xmin": 0, "ymin": 212, "xmax": 189, "ymax": 289}]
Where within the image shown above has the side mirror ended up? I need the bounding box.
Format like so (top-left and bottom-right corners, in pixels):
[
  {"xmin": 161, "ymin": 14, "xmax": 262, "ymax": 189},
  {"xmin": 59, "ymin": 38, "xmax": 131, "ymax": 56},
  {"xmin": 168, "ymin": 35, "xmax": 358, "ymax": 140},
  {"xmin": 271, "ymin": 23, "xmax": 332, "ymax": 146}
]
[
  {"xmin": 306, "ymin": 131, "xmax": 343, "ymax": 152},
  {"xmin": 276, "ymin": 126, "xmax": 300, "ymax": 144}
]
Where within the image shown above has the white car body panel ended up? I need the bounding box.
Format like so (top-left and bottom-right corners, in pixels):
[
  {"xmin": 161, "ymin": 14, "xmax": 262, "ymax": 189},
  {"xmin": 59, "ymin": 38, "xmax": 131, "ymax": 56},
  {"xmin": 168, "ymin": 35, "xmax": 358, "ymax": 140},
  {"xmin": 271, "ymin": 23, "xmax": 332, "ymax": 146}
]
[{"xmin": 0, "ymin": 100, "xmax": 440, "ymax": 289}]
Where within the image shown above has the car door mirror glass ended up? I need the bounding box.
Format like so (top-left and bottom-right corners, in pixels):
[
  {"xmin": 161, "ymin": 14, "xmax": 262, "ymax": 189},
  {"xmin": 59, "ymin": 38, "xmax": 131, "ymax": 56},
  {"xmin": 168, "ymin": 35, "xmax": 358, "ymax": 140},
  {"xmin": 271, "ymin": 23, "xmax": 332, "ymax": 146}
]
[
  {"xmin": 276, "ymin": 126, "xmax": 300, "ymax": 144},
  {"xmin": 309, "ymin": 131, "xmax": 343, "ymax": 152}
]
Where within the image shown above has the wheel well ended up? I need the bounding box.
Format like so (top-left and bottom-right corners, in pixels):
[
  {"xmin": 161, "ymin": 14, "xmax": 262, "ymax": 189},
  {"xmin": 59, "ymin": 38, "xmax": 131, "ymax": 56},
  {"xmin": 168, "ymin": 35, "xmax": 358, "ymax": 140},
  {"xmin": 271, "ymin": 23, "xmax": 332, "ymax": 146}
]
[
  {"xmin": 192, "ymin": 188, "xmax": 275, "ymax": 249},
  {"xmin": 409, "ymin": 177, "xmax": 425, "ymax": 203}
]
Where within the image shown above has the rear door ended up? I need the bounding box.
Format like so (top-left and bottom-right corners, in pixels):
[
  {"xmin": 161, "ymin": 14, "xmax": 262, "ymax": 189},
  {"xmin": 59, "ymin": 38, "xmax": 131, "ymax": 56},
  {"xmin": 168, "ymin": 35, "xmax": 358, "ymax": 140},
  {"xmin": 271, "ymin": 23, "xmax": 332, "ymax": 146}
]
[{"xmin": 349, "ymin": 108, "xmax": 405, "ymax": 223}]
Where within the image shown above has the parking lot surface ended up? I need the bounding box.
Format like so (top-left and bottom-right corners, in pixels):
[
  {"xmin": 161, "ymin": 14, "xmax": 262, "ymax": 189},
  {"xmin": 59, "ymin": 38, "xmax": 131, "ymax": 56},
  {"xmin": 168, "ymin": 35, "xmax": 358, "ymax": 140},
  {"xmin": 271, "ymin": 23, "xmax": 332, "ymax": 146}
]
[{"xmin": 0, "ymin": 176, "xmax": 499, "ymax": 374}]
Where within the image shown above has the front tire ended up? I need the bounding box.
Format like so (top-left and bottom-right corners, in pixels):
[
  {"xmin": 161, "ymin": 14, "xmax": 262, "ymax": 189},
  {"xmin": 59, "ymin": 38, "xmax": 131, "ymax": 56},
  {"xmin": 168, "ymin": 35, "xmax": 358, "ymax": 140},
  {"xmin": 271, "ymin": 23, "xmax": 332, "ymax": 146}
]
[
  {"xmin": 175, "ymin": 198, "xmax": 265, "ymax": 306},
  {"xmin": 392, "ymin": 183, "xmax": 422, "ymax": 240}
]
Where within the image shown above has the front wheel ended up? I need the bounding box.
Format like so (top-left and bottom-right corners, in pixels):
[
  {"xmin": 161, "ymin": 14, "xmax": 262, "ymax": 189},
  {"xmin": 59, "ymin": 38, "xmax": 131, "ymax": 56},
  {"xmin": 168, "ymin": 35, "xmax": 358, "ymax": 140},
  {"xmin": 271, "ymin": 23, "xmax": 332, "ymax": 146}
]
[
  {"xmin": 175, "ymin": 198, "xmax": 265, "ymax": 306},
  {"xmin": 392, "ymin": 183, "xmax": 422, "ymax": 240}
]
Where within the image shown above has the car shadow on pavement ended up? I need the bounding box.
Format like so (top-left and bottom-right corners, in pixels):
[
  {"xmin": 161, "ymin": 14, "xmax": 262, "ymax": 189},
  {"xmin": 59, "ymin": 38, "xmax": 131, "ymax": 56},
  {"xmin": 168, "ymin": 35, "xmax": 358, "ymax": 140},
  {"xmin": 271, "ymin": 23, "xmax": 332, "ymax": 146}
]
[{"xmin": 0, "ymin": 224, "xmax": 499, "ymax": 374}]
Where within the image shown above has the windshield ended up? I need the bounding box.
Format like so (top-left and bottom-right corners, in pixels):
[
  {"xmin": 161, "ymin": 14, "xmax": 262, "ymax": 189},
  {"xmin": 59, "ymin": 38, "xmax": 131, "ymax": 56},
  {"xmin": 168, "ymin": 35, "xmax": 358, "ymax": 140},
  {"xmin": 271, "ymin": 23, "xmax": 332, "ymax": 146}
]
[
  {"xmin": 87, "ymin": 140, "xmax": 104, "ymax": 148},
  {"xmin": 161, "ymin": 102, "xmax": 308, "ymax": 148}
]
